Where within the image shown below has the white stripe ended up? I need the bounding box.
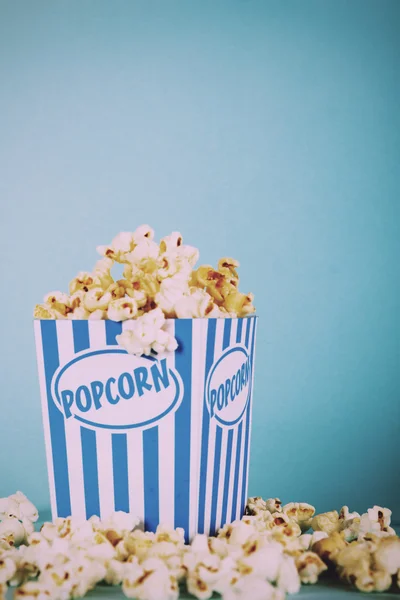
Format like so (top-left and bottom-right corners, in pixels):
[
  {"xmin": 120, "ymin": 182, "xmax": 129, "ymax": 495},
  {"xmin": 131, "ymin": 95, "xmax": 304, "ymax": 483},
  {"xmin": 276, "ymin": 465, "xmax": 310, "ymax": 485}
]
[
  {"xmin": 56, "ymin": 321, "xmax": 86, "ymax": 519},
  {"xmin": 226, "ymin": 422, "xmax": 238, "ymax": 524},
  {"xmin": 189, "ymin": 319, "xmax": 208, "ymax": 539},
  {"xmin": 215, "ymin": 429, "xmax": 227, "ymax": 533},
  {"xmin": 157, "ymin": 319, "xmax": 175, "ymax": 528},
  {"xmin": 88, "ymin": 321, "xmax": 115, "ymax": 519},
  {"xmin": 34, "ymin": 321, "xmax": 57, "ymax": 520},
  {"xmin": 215, "ymin": 318, "xmax": 239, "ymax": 531},
  {"xmin": 127, "ymin": 430, "xmax": 145, "ymax": 526},
  {"xmin": 204, "ymin": 319, "xmax": 225, "ymax": 534}
]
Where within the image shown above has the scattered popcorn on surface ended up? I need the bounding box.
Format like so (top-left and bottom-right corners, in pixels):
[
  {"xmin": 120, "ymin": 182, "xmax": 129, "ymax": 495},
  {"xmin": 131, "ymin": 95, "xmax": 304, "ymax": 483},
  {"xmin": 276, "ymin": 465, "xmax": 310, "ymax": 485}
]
[
  {"xmin": 282, "ymin": 502, "xmax": 315, "ymax": 532},
  {"xmin": 0, "ymin": 492, "xmax": 398, "ymax": 598},
  {"xmin": 34, "ymin": 225, "xmax": 256, "ymax": 356},
  {"xmin": 122, "ymin": 556, "xmax": 179, "ymax": 600},
  {"xmin": 294, "ymin": 551, "xmax": 327, "ymax": 584}
]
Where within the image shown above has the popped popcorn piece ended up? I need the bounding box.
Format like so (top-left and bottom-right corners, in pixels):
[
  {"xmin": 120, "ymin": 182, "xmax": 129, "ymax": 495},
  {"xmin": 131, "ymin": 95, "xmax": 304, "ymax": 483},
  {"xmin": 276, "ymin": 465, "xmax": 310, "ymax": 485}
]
[
  {"xmin": 282, "ymin": 502, "xmax": 315, "ymax": 532},
  {"xmin": 122, "ymin": 556, "xmax": 179, "ymax": 600},
  {"xmin": 92, "ymin": 512, "xmax": 140, "ymax": 539},
  {"xmin": 367, "ymin": 506, "xmax": 393, "ymax": 531},
  {"xmin": 276, "ymin": 554, "xmax": 301, "ymax": 593},
  {"xmin": 159, "ymin": 232, "xmax": 183, "ymax": 253},
  {"xmin": 118, "ymin": 530, "xmax": 155, "ymax": 562},
  {"xmin": 174, "ymin": 288, "xmax": 214, "ymax": 318},
  {"xmin": 373, "ymin": 536, "xmax": 400, "ymax": 574},
  {"xmin": 125, "ymin": 239, "xmax": 160, "ymax": 270},
  {"xmin": 224, "ymin": 291, "xmax": 256, "ymax": 318},
  {"xmin": 0, "ymin": 518, "xmax": 28, "ymax": 547},
  {"xmin": 93, "ymin": 257, "xmax": 114, "ymax": 289},
  {"xmin": 338, "ymin": 505, "xmax": 360, "ymax": 523},
  {"xmin": 357, "ymin": 512, "xmax": 383, "ymax": 539},
  {"xmin": 69, "ymin": 271, "xmax": 101, "ymax": 295},
  {"xmin": 0, "ymin": 553, "xmax": 16, "ymax": 583},
  {"xmin": 184, "ymin": 546, "xmax": 235, "ymax": 599},
  {"xmin": 177, "ymin": 244, "xmax": 200, "ymax": 268},
  {"xmin": 132, "ymin": 225, "xmax": 155, "ymax": 244},
  {"xmin": 43, "ymin": 291, "xmax": 71, "ymax": 317},
  {"xmin": 0, "ymin": 538, "xmax": 14, "ymax": 551},
  {"xmin": 335, "ymin": 541, "xmax": 392, "ymax": 593},
  {"xmin": 295, "ymin": 551, "xmax": 327, "ymax": 584},
  {"xmin": 67, "ymin": 306, "xmax": 90, "ymax": 319},
  {"xmin": 33, "ymin": 305, "xmax": 56, "ymax": 319},
  {"xmin": 157, "ymin": 252, "xmax": 192, "ymax": 282},
  {"xmin": 216, "ymin": 575, "xmax": 283, "ymax": 600},
  {"xmin": 0, "ymin": 498, "xmax": 21, "ymax": 520},
  {"xmin": 116, "ymin": 308, "xmax": 176, "ymax": 356},
  {"xmin": 83, "ymin": 287, "xmax": 112, "ymax": 312},
  {"xmin": 153, "ymin": 524, "xmax": 185, "ymax": 547},
  {"xmin": 97, "ymin": 231, "xmax": 135, "ymax": 262},
  {"xmin": 264, "ymin": 512, "xmax": 302, "ymax": 538},
  {"xmin": 152, "ymin": 328, "xmax": 179, "ymax": 354},
  {"xmin": 155, "ymin": 277, "xmax": 188, "ymax": 317},
  {"xmin": 105, "ymin": 558, "xmax": 129, "ymax": 585},
  {"xmin": 218, "ymin": 258, "xmax": 240, "ymax": 286},
  {"xmin": 218, "ymin": 520, "xmax": 257, "ymax": 547},
  {"xmin": 193, "ymin": 265, "xmax": 234, "ymax": 305},
  {"xmin": 311, "ymin": 511, "xmax": 340, "ymax": 535},
  {"xmin": 237, "ymin": 537, "xmax": 285, "ymax": 582},
  {"xmin": 312, "ymin": 532, "xmax": 347, "ymax": 563},
  {"xmin": 245, "ymin": 497, "xmax": 267, "ymax": 516},
  {"xmin": 265, "ymin": 499, "xmax": 283, "ymax": 514},
  {"xmin": 299, "ymin": 531, "xmax": 328, "ymax": 551},
  {"xmin": 107, "ymin": 297, "xmax": 138, "ymax": 321},
  {"xmin": 14, "ymin": 581, "xmax": 53, "ymax": 599},
  {"xmin": 268, "ymin": 530, "xmax": 304, "ymax": 556}
]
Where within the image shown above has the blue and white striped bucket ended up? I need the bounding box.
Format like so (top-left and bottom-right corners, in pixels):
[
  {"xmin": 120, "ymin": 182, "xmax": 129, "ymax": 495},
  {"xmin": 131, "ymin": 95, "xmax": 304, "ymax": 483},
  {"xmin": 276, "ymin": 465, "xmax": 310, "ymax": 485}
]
[{"xmin": 34, "ymin": 316, "xmax": 257, "ymax": 541}]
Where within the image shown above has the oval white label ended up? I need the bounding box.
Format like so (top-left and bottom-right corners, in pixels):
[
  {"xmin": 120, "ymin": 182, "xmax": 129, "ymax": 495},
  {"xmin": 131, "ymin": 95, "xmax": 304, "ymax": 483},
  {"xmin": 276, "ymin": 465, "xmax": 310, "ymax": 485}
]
[
  {"xmin": 205, "ymin": 345, "xmax": 251, "ymax": 427},
  {"xmin": 50, "ymin": 349, "xmax": 183, "ymax": 430}
]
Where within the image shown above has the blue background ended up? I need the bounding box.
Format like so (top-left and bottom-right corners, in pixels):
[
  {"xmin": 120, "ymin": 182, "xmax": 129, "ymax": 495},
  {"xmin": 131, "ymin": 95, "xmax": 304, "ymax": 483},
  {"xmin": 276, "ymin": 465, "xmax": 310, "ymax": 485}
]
[{"xmin": 1, "ymin": 0, "xmax": 399, "ymax": 521}]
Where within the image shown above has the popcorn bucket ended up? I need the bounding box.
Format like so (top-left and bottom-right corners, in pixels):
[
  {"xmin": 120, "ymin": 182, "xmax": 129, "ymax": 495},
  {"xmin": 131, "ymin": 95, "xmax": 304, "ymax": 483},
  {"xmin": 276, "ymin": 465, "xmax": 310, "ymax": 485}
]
[{"xmin": 34, "ymin": 316, "xmax": 257, "ymax": 541}]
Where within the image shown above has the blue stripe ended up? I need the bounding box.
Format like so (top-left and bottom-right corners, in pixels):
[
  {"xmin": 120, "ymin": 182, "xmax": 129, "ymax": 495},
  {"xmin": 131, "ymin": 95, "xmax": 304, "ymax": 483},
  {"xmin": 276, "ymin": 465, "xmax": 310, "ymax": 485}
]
[
  {"xmin": 105, "ymin": 321, "xmax": 127, "ymax": 516},
  {"xmin": 71, "ymin": 321, "xmax": 101, "ymax": 518},
  {"xmin": 112, "ymin": 434, "xmax": 130, "ymax": 512},
  {"xmin": 209, "ymin": 425, "xmax": 223, "ymax": 535},
  {"xmin": 72, "ymin": 320, "xmax": 90, "ymax": 352},
  {"xmin": 41, "ymin": 321, "xmax": 71, "ymax": 517},
  {"xmin": 221, "ymin": 429, "xmax": 234, "ymax": 527},
  {"xmin": 198, "ymin": 319, "xmax": 217, "ymax": 533},
  {"xmin": 143, "ymin": 427, "xmax": 159, "ymax": 531},
  {"xmin": 106, "ymin": 320, "xmax": 122, "ymax": 345},
  {"xmin": 81, "ymin": 428, "xmax": 101, "ymax": 518},
  {"xmin": 236, "ymin": 319, "xmax": 243, "ymax": 343},
  {"xmin": 174, "ymin": 320, "xmax": 193, "ymax": 542},
  {"xmin": 223, "ymin": 319, "xmax": 232, "ymax": 349},
  {"xmin": 245, "ymin": 317, "xmax": 251, "ymax": 348},
  {"xmin": 231, "ymin": 421, "xmax": 243, "ymax": 521},
  {"xmin": 240, "ymin": 318, "xmax": 257, "ymax": 516}
]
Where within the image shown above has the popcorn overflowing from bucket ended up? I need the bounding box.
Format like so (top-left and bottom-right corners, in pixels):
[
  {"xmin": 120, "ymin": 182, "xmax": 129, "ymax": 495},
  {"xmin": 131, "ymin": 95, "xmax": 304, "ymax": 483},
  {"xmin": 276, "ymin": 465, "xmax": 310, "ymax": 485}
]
[
  {"xmin": 34, "ymin": 226, "xmax": 256, "ymax": 356},
  {"xmin": 1, "ymin": 492, "xmax": 399, "ymax": 600}
]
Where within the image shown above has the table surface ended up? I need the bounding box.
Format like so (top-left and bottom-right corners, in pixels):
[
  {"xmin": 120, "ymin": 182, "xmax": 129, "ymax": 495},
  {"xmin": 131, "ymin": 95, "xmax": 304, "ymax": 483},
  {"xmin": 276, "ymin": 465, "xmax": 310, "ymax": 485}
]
[{"xmin": 4, "ymin": 515, "xmax": 399, "ymax": 600}]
